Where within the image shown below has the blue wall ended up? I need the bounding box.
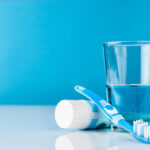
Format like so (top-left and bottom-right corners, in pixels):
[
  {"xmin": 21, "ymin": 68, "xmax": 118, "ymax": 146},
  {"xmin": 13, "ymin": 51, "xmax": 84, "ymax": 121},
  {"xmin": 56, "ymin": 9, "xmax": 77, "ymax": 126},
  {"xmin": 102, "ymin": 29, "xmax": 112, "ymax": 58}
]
[{"xmin": 0, "ymin": 0, "xmax": 149, "ymax": 104}]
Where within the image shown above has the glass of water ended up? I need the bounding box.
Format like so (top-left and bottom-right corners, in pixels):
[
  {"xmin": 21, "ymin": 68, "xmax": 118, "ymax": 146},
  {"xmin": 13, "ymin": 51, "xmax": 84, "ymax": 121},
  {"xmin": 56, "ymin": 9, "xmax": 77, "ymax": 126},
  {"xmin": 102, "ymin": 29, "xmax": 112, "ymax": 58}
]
[{"xmin": 103, "ymin": 41, "xmax": 150, "ymax": 126}]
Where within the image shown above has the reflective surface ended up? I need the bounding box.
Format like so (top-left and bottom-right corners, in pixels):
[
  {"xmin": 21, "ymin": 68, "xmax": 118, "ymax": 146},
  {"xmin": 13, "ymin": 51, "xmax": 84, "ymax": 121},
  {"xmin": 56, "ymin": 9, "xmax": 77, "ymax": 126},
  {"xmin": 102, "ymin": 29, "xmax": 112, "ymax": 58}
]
[{"xmin": 0, "ymin": 105, "xmax": 149, "ymax": 150}]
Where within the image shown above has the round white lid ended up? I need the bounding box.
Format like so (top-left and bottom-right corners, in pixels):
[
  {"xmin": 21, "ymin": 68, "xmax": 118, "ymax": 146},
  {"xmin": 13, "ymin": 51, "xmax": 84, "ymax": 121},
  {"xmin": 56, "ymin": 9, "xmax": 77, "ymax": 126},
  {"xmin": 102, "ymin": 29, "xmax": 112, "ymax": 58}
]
[{"xmin": 55, "ymin": 100, "xmax": 92, "ymax": 129}]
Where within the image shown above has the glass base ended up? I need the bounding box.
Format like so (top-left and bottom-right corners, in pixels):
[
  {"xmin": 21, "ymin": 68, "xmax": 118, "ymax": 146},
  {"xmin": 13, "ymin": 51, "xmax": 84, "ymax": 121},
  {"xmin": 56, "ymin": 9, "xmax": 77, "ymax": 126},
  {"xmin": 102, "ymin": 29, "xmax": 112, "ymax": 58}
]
[
  {"xmin": 109, "ymin": 112, "xmax": 150, "ymax": 131},
  {"xmin": 110, "ymin": 125, "xmax": 126, "ymax": 132}
]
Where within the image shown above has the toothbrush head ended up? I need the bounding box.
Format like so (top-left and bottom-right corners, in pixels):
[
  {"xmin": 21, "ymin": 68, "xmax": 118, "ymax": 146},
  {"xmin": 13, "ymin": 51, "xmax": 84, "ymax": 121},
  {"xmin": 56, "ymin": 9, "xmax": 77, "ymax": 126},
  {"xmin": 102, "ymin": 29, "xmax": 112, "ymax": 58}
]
[{"xmin": 133, "ymin": 119, "xmax": 150, "ymax": 144}]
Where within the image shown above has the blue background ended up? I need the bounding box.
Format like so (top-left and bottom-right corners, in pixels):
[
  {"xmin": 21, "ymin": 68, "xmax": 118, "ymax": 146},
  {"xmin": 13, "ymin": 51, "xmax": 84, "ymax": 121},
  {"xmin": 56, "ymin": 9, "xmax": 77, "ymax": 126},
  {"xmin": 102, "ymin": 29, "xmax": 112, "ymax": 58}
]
[{"xmin": 0, "ymin": 0, "xmax": 149, "ymax": 104}]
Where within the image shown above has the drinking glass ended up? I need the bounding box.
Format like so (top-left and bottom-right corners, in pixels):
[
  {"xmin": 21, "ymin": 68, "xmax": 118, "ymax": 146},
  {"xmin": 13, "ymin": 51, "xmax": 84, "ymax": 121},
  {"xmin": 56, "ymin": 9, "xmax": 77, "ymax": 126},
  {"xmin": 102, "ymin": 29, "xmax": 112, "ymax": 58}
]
[{"xmin": 103, "ymin": 41, "xmax": 150, "ymax": 126}]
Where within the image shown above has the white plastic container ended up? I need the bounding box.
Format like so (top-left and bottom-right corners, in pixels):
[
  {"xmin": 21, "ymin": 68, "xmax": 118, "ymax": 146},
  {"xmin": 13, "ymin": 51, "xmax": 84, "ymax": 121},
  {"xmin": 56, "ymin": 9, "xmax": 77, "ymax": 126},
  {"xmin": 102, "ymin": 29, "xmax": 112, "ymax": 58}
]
[{"xmin": 55, "ymin": 100, "xmax": 109, "ymax": 129}]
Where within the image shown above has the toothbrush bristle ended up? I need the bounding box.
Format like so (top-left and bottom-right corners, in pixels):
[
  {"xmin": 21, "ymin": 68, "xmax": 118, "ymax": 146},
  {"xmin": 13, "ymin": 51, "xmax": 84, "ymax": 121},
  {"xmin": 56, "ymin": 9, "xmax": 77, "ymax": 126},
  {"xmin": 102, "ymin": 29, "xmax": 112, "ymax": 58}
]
[{"xmin": 133, "ymin": 119, "xmax": 150, "ymax": 144}]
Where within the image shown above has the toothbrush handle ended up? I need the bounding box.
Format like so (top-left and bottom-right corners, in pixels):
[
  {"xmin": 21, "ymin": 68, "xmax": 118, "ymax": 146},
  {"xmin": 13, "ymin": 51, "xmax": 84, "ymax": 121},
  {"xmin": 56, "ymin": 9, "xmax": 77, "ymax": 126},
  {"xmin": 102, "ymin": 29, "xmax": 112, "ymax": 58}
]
[{"xmin": 75, "ymin": 85, "xmax": 133, "ymax": 133}]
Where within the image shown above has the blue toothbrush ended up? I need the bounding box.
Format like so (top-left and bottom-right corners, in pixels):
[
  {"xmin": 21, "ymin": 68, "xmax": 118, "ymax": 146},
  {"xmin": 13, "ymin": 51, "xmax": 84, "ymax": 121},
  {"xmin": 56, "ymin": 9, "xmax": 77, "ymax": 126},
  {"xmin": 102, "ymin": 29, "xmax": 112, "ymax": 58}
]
[{"xmin": 75, "ymin": 85, "xmax": 150, "ymax": 144}]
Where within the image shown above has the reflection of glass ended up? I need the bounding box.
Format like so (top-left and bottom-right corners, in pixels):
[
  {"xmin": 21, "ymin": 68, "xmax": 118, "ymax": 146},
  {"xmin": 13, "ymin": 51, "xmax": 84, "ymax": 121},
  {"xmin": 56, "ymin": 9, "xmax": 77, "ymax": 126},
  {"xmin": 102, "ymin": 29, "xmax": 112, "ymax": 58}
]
[
  {"xmin": 103, "ymin": 41, "xmax": 150, "ymax": 125},
  {"xmin": 55, "ymin": 130, "xmax": 150, "ymax": 150},
  {"xmin": 107, "ymin": 144, "xmax": 150, "ymax": 150}
]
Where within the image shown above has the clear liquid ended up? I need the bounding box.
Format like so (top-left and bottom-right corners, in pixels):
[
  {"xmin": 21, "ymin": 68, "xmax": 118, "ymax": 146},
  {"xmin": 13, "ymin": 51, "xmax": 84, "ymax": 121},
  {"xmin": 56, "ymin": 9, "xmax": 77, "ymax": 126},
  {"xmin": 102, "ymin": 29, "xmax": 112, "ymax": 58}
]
[{"xmin": 106, "ymin": 84, "xmax": 150, "ymax": 125}]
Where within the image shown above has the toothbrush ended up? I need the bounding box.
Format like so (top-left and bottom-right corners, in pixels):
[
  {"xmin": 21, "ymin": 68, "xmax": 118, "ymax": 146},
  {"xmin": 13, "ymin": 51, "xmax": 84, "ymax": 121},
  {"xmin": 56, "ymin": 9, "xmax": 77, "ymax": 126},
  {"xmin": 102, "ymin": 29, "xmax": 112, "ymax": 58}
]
[{"xmin": 75, "ymin": 85, "xmax": 150, "ymax": 144}]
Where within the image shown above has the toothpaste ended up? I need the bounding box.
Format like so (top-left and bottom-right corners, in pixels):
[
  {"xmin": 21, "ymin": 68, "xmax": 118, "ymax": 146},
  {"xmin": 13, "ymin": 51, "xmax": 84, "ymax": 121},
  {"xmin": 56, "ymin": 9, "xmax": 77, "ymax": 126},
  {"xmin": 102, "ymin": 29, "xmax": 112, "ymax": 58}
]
[{"xmin": 55, "ymin": 100, "xmax": 109, "ymax": 129}]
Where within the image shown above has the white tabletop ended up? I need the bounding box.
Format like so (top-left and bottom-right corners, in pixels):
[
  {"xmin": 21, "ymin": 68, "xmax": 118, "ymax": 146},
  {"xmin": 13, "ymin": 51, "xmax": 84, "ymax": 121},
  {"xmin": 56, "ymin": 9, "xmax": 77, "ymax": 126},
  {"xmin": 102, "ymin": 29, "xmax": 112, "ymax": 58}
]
[{"xmin": 0, "ymin": 105, "xmax": 149, "ymax": 150}]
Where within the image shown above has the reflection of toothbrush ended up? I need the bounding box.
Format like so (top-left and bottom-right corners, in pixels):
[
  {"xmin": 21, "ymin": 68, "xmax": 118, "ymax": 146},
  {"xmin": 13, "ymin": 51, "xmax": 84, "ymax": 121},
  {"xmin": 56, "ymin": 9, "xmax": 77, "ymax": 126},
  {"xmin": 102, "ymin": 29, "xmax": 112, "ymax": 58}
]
[{"xmin": 75, "ymin": 85, "xmax": 150, "ymax": 144}]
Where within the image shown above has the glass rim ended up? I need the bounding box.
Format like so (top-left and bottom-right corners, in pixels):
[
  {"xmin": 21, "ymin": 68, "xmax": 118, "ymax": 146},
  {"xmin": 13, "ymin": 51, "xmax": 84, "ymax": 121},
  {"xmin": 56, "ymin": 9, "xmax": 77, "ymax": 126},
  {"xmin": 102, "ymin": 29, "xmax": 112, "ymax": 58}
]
[{"xmin": 103, "ymin": 41, "xmax": 150, "ymax": 47}]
